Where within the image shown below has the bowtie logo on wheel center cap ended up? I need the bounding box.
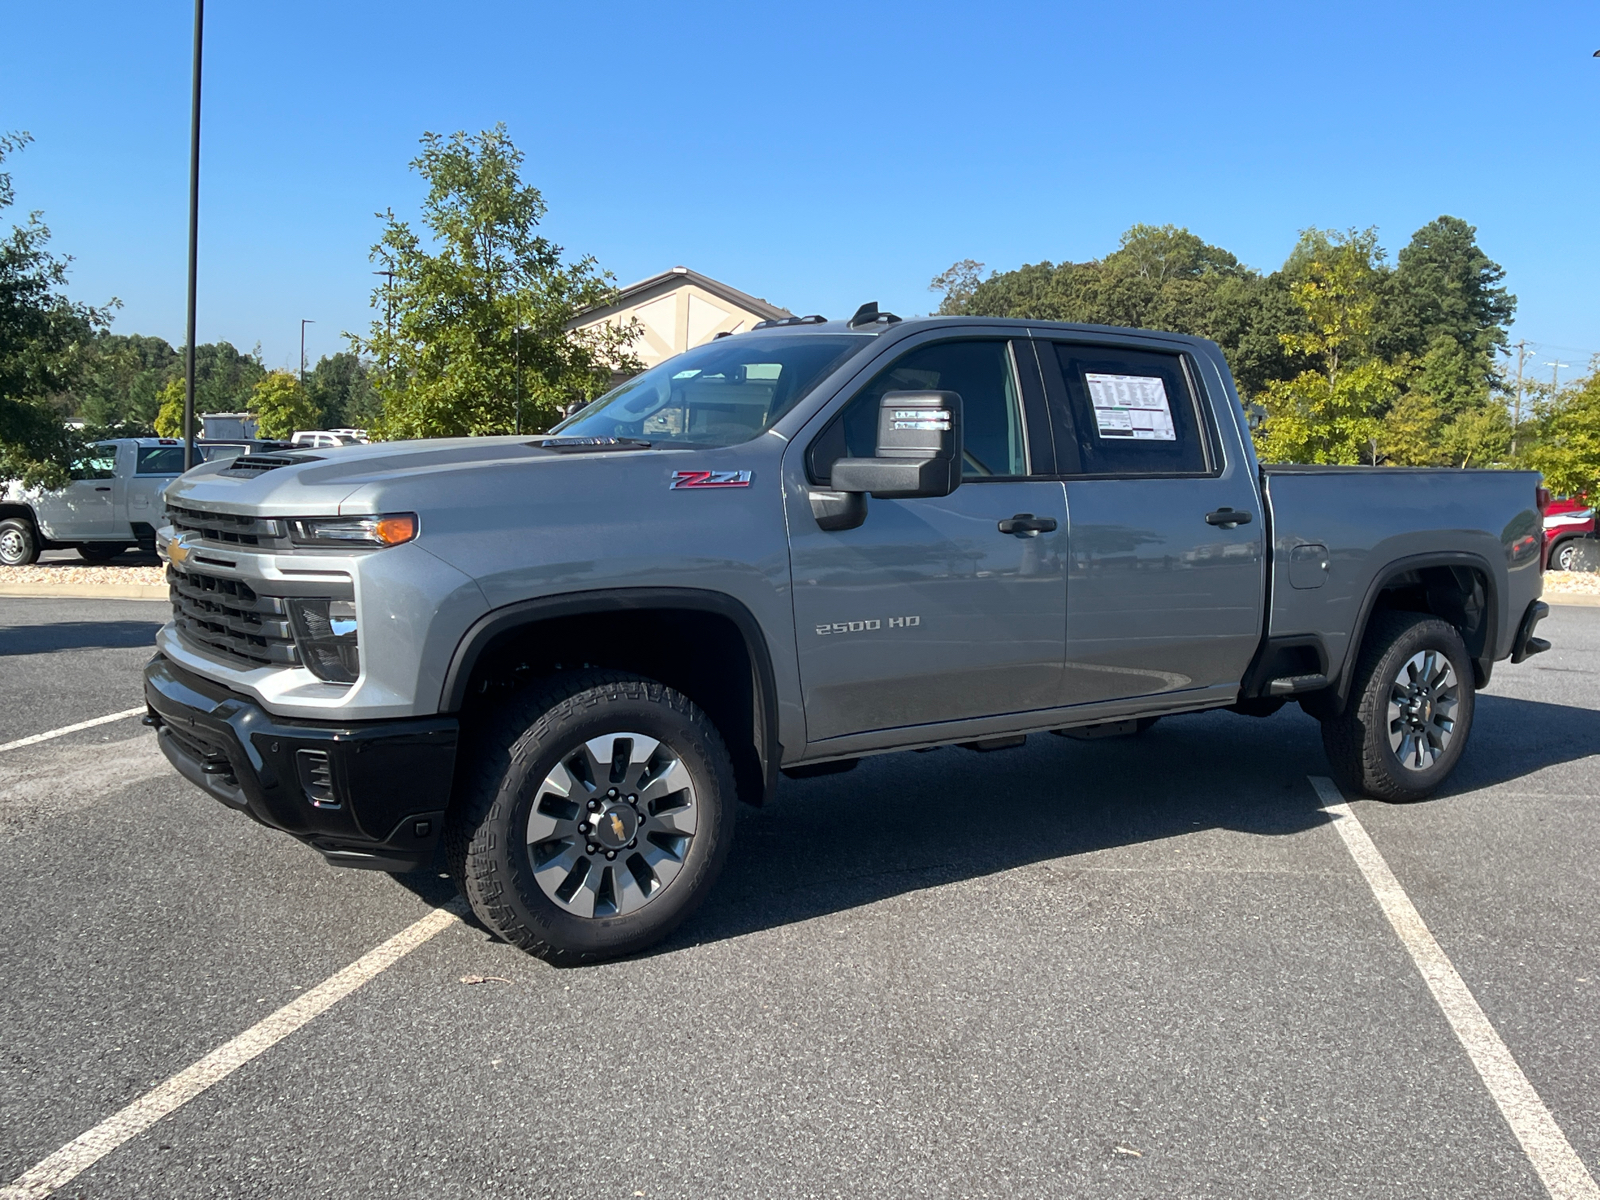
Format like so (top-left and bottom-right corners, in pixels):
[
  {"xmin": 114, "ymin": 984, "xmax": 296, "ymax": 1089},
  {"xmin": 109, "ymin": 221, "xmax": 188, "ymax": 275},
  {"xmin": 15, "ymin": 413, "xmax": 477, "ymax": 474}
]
[{"xmin": 593, "ymin": 803, "xmax": 638, "ymax": 850}]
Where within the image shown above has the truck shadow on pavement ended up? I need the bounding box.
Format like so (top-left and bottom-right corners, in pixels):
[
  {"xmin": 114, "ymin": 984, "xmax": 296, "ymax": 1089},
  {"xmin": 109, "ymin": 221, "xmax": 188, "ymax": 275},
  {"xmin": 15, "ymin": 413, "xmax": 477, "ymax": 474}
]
[
  {"xmin": 387, "ymin": 691, "xmax": 1599, "ymax": 957},
  {"xmin": 659, "ymin": 693, "xmax": 1600, "ymax": 956},
  {"xmin": 0, "ymin": 619, "xmax": 165, "ymax": 656}
]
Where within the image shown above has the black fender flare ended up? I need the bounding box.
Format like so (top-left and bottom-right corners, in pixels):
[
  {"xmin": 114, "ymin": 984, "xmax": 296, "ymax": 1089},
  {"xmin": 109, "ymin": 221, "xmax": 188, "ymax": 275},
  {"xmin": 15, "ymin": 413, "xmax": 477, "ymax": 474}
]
[
  {"xmin": 439, "ymin": 587, "xmax": 782, "ymax": 804},
  {"xmin": 1334, "ymin": 551, "xmax": 1499, "ymax": 709}
]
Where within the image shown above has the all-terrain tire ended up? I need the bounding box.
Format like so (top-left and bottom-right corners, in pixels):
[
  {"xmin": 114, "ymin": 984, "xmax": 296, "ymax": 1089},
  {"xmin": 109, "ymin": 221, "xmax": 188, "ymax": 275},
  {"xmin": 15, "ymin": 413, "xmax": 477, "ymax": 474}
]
[
  {"xmin": 1320, "ymin": 611, "xmax": 1475, "ymax": 802},
  {"xmin": 446, "ymin": 670, "xmax": 737, "ymax": 965},
  {"xmin": 0, "ymin": 518, "xmax": 39, "ymax": 566}
]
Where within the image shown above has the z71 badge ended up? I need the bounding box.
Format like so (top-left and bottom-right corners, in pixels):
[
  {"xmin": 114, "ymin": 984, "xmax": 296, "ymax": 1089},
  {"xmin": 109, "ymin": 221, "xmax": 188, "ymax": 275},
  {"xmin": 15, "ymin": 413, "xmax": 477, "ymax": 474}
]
[{"xmin": 671, "ymin": 470, "xmax": 752, "ymax": 489}]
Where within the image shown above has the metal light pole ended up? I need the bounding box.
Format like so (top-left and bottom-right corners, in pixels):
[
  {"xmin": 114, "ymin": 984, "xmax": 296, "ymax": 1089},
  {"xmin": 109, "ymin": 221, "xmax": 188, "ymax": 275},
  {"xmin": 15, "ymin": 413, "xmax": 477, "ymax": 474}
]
[
  {"xmin": 372, "ymin": 270, "xmax": 396, "ymax": 361},
  {"xmin": 300, "ymin": 319, "xmax": 315, "ymax": 386},
  {"xmin": 182, "ymin": 0, "xmax": 204, "ymax": 469}
]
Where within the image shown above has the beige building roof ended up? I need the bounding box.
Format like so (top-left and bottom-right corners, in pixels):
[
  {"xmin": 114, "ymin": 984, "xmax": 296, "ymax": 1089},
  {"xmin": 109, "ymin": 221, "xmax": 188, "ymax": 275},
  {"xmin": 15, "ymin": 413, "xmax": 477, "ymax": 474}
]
[{"xmin": 568, "ymin": 266, "xmax": 792, "ymax": 371}]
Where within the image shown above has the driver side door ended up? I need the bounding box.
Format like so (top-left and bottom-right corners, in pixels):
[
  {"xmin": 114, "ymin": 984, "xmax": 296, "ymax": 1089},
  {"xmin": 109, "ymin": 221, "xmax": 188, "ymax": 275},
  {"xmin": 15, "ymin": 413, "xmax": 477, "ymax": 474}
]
[{"xmin": 785, "ymin": 335, "xmax": 1068, "ymax": 746}]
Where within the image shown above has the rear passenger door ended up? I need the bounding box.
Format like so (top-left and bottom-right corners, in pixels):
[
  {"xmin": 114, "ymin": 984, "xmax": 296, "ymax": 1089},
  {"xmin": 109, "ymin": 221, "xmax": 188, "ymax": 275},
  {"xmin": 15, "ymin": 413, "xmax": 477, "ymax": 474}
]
[
  {"xmin": 1038, "ymin": 338, "xmax": 1264, "ymax": 706},
  {"xmin": 787, "ymin": 335, "xmax": 1069, "ymax": 744}
]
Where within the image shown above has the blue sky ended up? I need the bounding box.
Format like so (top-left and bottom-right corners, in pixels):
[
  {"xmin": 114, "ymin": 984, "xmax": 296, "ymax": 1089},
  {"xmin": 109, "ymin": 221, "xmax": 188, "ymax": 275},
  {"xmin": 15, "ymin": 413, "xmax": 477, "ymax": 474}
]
[{"xmin": 3, "ymin": 1, "xmax": 1598, "ymax": 380}]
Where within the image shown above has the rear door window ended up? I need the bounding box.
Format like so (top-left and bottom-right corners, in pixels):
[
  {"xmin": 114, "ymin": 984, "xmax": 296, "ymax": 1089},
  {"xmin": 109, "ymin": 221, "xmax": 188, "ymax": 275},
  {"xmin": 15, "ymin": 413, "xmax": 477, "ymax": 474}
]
[
  {"xmin": 807, "ymin": 339, "xmax": 1029, "ymax": 483},
  {"xmin": 1045, "ymin": 343, "xmax": 1211, "ymax": 476}
]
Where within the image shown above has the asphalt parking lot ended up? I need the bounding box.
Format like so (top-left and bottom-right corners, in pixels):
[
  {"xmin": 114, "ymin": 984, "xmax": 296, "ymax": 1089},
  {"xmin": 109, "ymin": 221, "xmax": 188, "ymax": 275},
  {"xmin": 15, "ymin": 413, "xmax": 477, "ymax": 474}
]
[{"xmin": 1, "ymin": 596, "xmax": 1597, "ymax": 1200}]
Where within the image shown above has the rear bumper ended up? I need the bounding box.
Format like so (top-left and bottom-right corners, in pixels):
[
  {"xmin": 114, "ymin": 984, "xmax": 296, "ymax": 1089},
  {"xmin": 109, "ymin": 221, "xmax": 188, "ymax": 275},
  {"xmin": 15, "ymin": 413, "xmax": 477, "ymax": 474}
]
[{"xmin": 143, "ymin": 654, "xmax": 458, "ymax": 872}]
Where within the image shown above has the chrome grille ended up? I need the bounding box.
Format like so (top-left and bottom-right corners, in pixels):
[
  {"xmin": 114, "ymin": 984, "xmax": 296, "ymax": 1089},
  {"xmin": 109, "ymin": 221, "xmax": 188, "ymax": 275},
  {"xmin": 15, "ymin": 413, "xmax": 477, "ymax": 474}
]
[
  {"xmin": 166, "ymin": 503, "xmax": 288, "ymax": 549},
  {"xmin": 169, "ymin": 567, "xmax": 300, "ymax": 669}
]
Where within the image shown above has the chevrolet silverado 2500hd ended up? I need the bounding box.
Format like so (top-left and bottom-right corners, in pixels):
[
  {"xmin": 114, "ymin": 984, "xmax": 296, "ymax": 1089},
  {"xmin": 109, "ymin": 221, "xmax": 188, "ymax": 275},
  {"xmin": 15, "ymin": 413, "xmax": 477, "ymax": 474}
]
[{"xmin": 143, "ymin": 311, "xmax": 1551, "ymax": 963}]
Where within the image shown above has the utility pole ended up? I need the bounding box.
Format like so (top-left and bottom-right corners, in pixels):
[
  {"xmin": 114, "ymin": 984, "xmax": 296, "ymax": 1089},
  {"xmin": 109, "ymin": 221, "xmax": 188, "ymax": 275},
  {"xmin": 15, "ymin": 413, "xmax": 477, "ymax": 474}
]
[
  {"xmin": 182, "ymin": 0, "xmax": 204, "ymax": 470},
  {"xmin": 300, "ymin": 319, "xmax": 315, "ymax": 386},
  {"xmin": 1547, "ymin": 361, "xmax": 1569, "ymax": 395},
  {"xmin": 1512, "ymin": 340, "xmax": 1527, "ymax": 427}
]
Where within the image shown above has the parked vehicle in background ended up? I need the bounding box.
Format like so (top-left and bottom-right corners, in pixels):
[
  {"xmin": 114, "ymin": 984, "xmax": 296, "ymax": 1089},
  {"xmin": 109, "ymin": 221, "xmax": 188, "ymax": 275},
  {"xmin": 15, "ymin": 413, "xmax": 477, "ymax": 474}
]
[
  {"xmin": 327, "ymin": 428, "xmax": 370, "ymax": 443},
  {"xmin": 0, "ymin": 438, "xmax": 251, "ymax": 565},
  {"xmin": 1543, "ymin": 496, "xmax": 1595, "ymax": 571},
  {"xmin": 290, "ymin": 430, "xmax": 363, "ymax": 449},
  {"xmin": 145, "ymin": 312, "xmax": 1550, "ymax": 964}
]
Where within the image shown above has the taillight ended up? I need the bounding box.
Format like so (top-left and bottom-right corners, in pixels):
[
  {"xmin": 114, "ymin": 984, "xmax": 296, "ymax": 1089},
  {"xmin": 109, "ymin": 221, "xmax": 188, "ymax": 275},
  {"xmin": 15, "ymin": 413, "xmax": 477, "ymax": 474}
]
[{"xmin": 1536, "ymin": 486, "xmax": 1552, "ymax": 515}]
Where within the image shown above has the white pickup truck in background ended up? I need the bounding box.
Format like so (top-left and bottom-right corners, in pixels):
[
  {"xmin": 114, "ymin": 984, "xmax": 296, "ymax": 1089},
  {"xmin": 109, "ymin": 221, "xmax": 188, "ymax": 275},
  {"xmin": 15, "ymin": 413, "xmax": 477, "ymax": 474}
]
[{"xmin": 0, "ymin": 438, "xmax": 252, "ymax": 565}]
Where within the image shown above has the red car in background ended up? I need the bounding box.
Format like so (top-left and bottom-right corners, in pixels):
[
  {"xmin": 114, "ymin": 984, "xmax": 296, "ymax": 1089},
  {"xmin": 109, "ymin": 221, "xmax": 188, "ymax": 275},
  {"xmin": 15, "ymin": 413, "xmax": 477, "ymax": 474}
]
[{"xmin": 1544, "ymin": 495, "xmax": 1596, "ymax": 570}]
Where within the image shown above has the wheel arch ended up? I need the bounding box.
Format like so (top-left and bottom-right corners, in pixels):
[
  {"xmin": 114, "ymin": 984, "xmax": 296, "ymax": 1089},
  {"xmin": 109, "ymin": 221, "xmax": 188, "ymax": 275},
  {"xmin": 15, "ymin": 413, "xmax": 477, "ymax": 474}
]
[
  {"xmin": 1332, "ymin": 552, "xmax": 1498, "ymax": 711},
  {"xmin": 441, "ymin": 588, "xmax": 781, "ymax": 806},
  {"xmin": 0, "ymin": 502, "xmax": 40, "ymax": 528}
]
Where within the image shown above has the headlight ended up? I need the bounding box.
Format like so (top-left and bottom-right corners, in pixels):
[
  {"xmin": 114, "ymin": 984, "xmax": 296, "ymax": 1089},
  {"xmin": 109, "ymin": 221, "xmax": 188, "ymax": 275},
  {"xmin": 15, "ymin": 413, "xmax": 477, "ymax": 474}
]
[
  {"xmin": 286, "ymin": 513, "xmax": 417, "ymax": 548},
  {"xmin": 288, "ymin": 598, "xmax": 360, "ymax": 684}
]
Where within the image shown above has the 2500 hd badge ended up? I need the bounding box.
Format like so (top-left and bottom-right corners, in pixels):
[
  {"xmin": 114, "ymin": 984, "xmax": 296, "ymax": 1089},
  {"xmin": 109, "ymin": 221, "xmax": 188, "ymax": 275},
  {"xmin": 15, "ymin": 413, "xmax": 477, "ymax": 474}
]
[{"xmin": 816, "ymin": 615, "xmax": 921, "ymax": 635}]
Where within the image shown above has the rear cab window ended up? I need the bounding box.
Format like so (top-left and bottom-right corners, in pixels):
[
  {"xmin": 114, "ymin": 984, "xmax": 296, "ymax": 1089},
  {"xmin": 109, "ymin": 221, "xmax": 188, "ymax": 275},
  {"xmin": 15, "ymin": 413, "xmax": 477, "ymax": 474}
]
[{"xmin": 1043, "ymin": 343, "xmax": 1214, "ymax": 477}]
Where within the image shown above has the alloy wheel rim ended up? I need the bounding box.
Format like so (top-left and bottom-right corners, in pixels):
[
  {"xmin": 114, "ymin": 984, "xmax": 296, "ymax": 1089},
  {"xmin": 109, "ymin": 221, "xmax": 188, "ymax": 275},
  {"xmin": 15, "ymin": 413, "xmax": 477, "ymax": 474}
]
[
  {"xmin": 1556, "ymin": 543, "xmax": 1577, "ymax": 570},
  {"xmin": 525, "ymin": 732, "xmax": 698, "ymax": 918},
  {"xmin": 1386, "ymin": 650, "xmax": 1458, "ymax": 771}
]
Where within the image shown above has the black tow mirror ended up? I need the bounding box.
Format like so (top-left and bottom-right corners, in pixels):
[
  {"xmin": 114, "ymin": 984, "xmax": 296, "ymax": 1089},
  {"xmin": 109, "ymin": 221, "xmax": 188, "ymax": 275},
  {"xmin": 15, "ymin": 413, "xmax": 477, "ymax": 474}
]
[{"xmin": 830, "ymin": 390, "xmax": 962, "ymax": 499}]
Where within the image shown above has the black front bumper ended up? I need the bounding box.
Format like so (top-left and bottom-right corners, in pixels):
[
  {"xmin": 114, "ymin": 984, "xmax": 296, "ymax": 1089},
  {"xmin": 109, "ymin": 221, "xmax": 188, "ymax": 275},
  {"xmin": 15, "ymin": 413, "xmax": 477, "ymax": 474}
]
[{"xmin": 144, "ymin": 654, "xmax": 458, "ymax": 872}]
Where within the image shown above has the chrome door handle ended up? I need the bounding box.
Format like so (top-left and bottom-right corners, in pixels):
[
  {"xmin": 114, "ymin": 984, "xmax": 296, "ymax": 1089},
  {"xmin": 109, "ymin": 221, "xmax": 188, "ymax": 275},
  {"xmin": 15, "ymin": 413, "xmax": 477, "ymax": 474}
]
[
  {"xmin": 1205, "ymin": 508, "xmax": 1252, "ymax": 528},
  {"xmin": 998, "ymin": 513, "xmax": 1058, "ymax": 536}
]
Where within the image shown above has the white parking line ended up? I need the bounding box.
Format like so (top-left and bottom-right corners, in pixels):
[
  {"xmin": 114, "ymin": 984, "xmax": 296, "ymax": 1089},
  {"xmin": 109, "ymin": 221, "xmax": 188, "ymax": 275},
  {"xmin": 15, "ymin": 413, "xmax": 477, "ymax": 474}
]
[
  {"xmin": 0, "ymin": 709, "xmax": 147, "ymax": 755},
  {"xmin": 1311, "ymin": 775, "xmax": 1600, "ymax": 1200},
  {"xmin": 0, "ymin": 902, "xmax": 465, "ymax": 1200}
]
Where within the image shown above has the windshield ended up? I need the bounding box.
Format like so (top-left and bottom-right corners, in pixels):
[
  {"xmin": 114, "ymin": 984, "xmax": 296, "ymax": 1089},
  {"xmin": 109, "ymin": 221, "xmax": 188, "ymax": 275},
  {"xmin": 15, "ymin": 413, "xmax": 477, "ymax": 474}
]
[{"xmin": 551, "ymin": 334, "xmax": 870, "ymax": 448}]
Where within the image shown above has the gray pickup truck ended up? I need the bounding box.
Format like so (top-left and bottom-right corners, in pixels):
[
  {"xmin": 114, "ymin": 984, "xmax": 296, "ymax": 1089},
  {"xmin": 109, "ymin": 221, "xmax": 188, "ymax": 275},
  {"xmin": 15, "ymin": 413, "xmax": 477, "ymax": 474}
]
[{"xmin": 143, "ymin": 311, "xmax": 1551, "ymax": 963}]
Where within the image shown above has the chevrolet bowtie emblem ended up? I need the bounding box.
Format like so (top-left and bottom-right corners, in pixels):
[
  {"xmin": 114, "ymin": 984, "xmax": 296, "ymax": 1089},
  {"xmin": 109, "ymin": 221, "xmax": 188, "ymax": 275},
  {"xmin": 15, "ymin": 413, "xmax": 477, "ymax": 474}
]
[
  {"xmin": 166, "ymin": 536, "xmax": 191, "ymax": 565},
  {"xmin": 609, "ymin": 814, "xmax": 625, "ymax": 841}
]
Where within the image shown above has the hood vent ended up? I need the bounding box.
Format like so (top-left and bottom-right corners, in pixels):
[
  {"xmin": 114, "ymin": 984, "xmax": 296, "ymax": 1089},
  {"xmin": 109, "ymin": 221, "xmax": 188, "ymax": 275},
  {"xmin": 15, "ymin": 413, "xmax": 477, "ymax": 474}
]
[
  {"xmin": 223, "ymin": 454, "xmax": 323, "ymax": 476},
  {"xmin": 533, "ymin": 437, "xmax": 651, "ymax": 453}
]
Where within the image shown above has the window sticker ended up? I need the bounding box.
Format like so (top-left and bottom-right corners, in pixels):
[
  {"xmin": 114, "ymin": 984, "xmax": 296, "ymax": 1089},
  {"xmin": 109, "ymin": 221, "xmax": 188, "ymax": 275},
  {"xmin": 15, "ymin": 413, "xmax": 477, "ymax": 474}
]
[{"xmin": 1085, "ymin": 373, "xmax": 1176, "ymax": 441}]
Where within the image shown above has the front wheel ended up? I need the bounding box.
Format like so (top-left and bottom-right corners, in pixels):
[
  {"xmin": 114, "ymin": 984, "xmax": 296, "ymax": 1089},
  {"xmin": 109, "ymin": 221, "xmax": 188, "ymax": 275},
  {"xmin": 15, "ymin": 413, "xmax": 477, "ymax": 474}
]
[
  {"xmin": 1320, "ymin": 612, "xmax": 1475, "ymax": 802},
  {"xmin": 447, "ymin": 670, "xmax": 737, "ymax": 964},
  {"xmin": 0, "ymin": 518, "xmax": 39, "ymax": 566}
]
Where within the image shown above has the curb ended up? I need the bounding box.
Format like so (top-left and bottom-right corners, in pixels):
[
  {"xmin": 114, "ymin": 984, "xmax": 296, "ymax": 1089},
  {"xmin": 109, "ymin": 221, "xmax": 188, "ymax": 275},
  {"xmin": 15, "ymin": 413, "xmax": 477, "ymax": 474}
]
[
  {"xmin": 1546, "ymin": 592, "xmax": 1600, "ymax": 608},
  {"xmin": 0, "ymin": 583, "xmax": 168, "ymax": 600}
]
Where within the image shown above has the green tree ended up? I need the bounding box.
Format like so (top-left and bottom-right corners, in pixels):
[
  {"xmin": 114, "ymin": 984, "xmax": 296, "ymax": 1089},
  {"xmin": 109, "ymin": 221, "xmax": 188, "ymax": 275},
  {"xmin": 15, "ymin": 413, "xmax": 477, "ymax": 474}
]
[
  {"xmin": 249, "ymin": 370, "xmax": 320, "ymax": 439},
  {"xmin": 1523, "ymin": 369, "xmax": 1600, "ymax": 497},
  {"xmin": 0, "ymin": 131, "xmax": 113, "ymax": 485},
  {"xmin": 305, "ymin": 351, "xmax": 380, "ymax": 429},
  {"xmin": 934, "ymin": 224, "xmax": 1301, "ymax": 397},
  {"xmin": 1254, "ymin": 229, "xmax": 1400, "ymax": 464},
  {"xmin": 352, "ymin": 125, "xmax": 639, "ymax": 439},
  {"xmin": 153, "ymin": 377, "xmax": 184, "ymax": 438},
  {"xmin": 69, "ymin": 332, "xmax": 179, "ymax": 432}
]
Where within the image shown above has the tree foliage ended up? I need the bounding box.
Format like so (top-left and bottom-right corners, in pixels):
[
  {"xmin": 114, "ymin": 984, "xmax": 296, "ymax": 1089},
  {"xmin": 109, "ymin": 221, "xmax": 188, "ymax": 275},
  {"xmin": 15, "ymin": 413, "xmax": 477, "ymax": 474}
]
[
  {"xmin": 249, "ymin": 370, "xmax": 320, "ymax": 439},
  {"xmin": 934, "ymin": 216, "xmax": 1520, "ymax": 467},
  {"xmin": 305, "ymin": 351, "xmax": 380, "ymax": 429},
  {"xmin": 1523, "ymin": 368, "xmax": 1600, "ymax": 497},
  {"xmin": 0, "ymin": 132, "xmax": 113, "ymax": 485},
  {"xmin": 351, "ymin": 126, "xmax": 639, "ymax": 439}
]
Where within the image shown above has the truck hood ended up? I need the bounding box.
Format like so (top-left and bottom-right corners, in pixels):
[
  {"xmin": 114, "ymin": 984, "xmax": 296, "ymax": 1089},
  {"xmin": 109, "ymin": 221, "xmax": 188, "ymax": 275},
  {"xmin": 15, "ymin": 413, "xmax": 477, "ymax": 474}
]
[{"xmin": 160, "ymin": 435, "xmax": 772, "ymax": 518}]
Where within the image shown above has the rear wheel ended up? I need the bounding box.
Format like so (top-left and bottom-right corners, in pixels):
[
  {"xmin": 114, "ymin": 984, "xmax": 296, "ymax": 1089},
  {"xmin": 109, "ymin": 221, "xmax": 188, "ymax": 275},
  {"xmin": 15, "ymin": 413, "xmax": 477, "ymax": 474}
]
[
  {"xmin": 1320, "ymin": 612, "xmax": 1475, "ymax": 802},
  {"xmin": 77, "ymin": 543, "xmax": 128, "ymax": 563},
  {"xmin": 447, "ymin": 670, "xmax": 736, "ymax": 965},
  {"xmin": 1551, "ymin": 538, "xmax": 1582, "ymax": 572},
  {"xmin": 0, "ymin": 518, "xmax": 39, "ymax": 566}
]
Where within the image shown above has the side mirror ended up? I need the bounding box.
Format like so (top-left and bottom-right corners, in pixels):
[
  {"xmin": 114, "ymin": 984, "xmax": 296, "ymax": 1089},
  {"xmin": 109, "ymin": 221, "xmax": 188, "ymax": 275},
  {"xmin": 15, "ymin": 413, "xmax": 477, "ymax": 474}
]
[{"xmin": 830, "ymin": 390, "xmax": 962, "ymax": 499}]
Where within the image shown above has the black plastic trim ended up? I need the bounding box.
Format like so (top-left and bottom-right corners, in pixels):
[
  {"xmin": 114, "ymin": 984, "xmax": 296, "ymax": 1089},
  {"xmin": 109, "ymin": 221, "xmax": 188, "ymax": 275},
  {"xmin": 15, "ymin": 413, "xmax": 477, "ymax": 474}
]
[
  {"xmin": 439, "ymin": 587, "xmax": 782, "ymax": 805},
  {"xmin": 145, "ymin": 654, "xmax": 458, "ymax": 871},
  {"xmin": 1335, "ymin": 552, "xmax": 1499, "ymax": 709}
]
